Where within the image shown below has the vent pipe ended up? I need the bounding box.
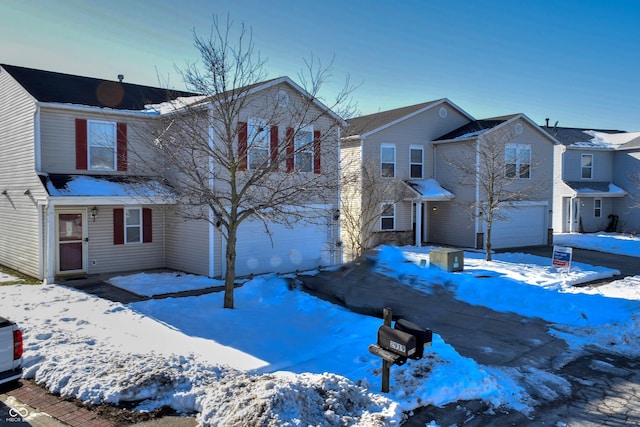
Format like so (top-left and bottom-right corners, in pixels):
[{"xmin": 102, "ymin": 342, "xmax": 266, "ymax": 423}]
[{"xmin": 117, "ymin": 74, "xmax": 124, "ymax": 83}]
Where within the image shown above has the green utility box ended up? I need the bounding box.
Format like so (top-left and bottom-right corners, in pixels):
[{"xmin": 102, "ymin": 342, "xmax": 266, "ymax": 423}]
[{"xmin": 429, "ymin": 248, "xmax": 464, "ymax": 272}]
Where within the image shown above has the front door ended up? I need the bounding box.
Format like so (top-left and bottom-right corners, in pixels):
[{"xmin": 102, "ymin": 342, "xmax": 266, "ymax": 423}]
[
  {"xmin": 564, "ymin": 198, "xmax": 580, "ymax": 233},
  {"xmin": 57, "ymin": 211, "xmax": 86, "ymax": 274}
]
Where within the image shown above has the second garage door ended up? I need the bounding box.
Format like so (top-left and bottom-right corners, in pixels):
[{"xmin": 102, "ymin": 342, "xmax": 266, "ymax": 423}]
[{"xmin": 490, "ymin": 204, "xmax": 547, "ymax": 249}]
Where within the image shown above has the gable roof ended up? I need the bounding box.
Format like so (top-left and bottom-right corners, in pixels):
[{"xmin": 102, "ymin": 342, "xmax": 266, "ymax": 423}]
[
  {"xmin": 344, "ymin": 99, "xmax": 473, "ymax": 139},
  {"xmin": 1, "ymin": 64, "xmax": 194, "ymax": 110}
]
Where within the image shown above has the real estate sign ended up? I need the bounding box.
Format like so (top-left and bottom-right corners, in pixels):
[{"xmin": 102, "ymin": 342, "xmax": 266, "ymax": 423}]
[{"xmin": 552, "ymin": 246, "xmax": 573, "ymax": 272}]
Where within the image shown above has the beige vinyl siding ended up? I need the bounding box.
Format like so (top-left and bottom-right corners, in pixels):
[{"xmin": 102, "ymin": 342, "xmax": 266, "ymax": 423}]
[
  {"xmin": 39, "ymin": 107, "xmax": 160, "ymax": 175},
  {"xmin": 85, "ymin": 205, "xmax": 166, "ymax": 274},
  {"xmin": 165, "ymin": 209, "xmax": 211, "ymax": 277},
  {"xmin": 0, "ymin": 66, "xmax": 47, "ymax": 278}
]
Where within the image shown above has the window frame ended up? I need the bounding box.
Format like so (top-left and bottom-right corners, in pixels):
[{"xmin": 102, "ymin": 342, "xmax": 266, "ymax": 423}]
[
  {"xmin": 247, "ymin": 118, "xmax": 270, "ymax": 170},
  {"xmin": 294, "ymin": 126, "xmax": 314, "ymax": 173},
  {"xmin": 594, "ymin": 198, "xmax": 602, "ymax": 218},
  {"xmin": 380, "ymin": 144, "xmax": 396, "ymax": 178},
  {"xmin": 87, "ymin": 120, "xmax": 117, "ymax": 171},
  {"xmin": 124, "ymin": 207, "xmax": 142, "ymax": 244},
  {"xmin": 505, "ymin": 143, "xmax": 531, "ymax": 179},
  {"xmin": 409, "ymin": 145, "xmax": 424, "ymax": 179},
  {"xmin": 581, "ymin": 154, "xmax": 593, "ymax": 179},
  {"xmin": 380, "ymin": 202, "xmax": 396, "ymax": 231}
]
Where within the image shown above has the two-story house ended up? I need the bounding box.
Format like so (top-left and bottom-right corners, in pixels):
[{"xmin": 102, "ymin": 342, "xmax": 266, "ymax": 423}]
[
  {"xmin": 432, "ymin": 114, "xmax": 556, "ymax": 249},
  {"xmin": 341, "ymin": 102, "xmax": 556, "ymax": 258},
  {"xmin": 548, "ymin": 126, "xmax": 640, "ymax": 233},
  {"xmin": 0, "ymin": 64, "xmax": 342, "ymax": 283}
]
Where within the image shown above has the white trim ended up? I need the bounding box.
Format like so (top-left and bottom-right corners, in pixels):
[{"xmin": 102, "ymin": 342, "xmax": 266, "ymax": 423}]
[
  {"xmin": 37, "ymin": 101, "xmax": 159, "ymax": 118},
  {"xmin": 48, "ymin": 196, "xmax": 172, "ymax": 205}
]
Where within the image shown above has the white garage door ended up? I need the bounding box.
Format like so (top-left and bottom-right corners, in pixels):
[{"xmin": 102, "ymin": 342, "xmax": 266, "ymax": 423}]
[
  {"xmin": 490, "ymin": 204, "xmax": 547, "ymax": 249},
  {"xmin": 234, "ymin": 214, "xmax": 331, "ymax": 276}
]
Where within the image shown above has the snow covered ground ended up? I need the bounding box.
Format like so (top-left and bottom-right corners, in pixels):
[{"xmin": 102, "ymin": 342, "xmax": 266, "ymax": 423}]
[{"xmin": 1, "ymin": 232, "xmax": 639, "ymax": 426}]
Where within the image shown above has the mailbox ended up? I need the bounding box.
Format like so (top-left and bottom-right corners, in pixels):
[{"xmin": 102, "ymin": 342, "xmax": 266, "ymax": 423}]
[
  {"xmin": 394, "ymin": 318, "xmax": 432, "ymax": 360},
  {"xmin": 377, "ymin": 325, "xmax": 417, "ymax": 359}
]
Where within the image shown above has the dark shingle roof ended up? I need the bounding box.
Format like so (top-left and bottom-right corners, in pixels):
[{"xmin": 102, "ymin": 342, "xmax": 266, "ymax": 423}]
[
  {"xmin": 345, "ymin": 100, "xmax": 444, "ymax": 137},
  {"xmin": 2, "ymin": 64, "xmax": 194, "ymax": 110},
  {"xmin": 434, "ymin": 118, "xmax": 510, "ymax": 141},
  {"xmin": 539, "ymin": 126, "xmax": 624, "ymax": 145}
]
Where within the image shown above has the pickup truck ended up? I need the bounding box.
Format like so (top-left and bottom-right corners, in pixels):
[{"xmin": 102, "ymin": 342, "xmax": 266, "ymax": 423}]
[{"xmin": 0, "ymin": 316, "xmax": 23, "ymax": 387}]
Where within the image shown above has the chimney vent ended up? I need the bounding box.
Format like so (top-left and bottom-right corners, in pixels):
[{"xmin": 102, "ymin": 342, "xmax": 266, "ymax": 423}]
[
  {"xmin": 117, "ymin": 74, "xmax": 124, "ymax": 83},
  {"xmin": 545, "ymin": 118, "xmax": 549, "ymax": 128}
]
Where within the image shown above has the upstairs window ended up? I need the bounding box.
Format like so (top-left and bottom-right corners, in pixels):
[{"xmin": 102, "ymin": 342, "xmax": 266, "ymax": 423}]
[
  {"xmin": 581, "ymin": 154, "xmax": 593, "ymax": 179},
  {"xmin": 381, "ymin": 144, "xmax": 396, "ymax": 177},
  {"xmin": 248, "ymin": 119, "xmax": 270, "ymax": 170},
  {"xmin": 410, "ymin": 146, "xmax": 424, "ymax": 179},
  {"xmin": 295, "ymin": 127, "xmax": 313, "ymax": 173},
  {"xmin": 505, "ymin": 144, "xmax": 531, "ymax": 179},
  {"xmin": 88, "ymin": 121, "xmax": 116, "ymax": 170},
  {"xmin": 380, "ymin": 203, "xmax": 395, "ymax": 230}
]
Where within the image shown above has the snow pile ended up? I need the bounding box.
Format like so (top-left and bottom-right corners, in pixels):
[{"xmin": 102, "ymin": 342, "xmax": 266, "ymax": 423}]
[{"xmin": 1, "ymin": 233, "xmax": 639, "ymax": 425}]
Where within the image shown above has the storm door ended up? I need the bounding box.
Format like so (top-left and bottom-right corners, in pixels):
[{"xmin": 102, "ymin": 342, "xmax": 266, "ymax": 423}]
[{"xmin": 57, "ymin": 211, "xmax": 86, "ymax": 273}]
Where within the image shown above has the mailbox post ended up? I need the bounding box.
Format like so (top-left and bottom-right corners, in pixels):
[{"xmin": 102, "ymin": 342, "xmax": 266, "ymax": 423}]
[{"xmin": 368, "ymin": 307, "xmax": 433, "ymax": 393}]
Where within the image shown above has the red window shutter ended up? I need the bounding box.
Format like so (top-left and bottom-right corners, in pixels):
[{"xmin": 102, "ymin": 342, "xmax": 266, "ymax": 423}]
[
  {"xmin": 238, "ymin": 121, "xmax": 248, "ymax": 171},
  {"xmin": 313, "ymin": 130, "xmax": 321, "ymax": 174},
  {"xmin": 142, "ymin": 208, "xmax": 152, "ymax": 243},
  {"xmin": 117, "ymin": 122, "xmax": 128, "ymax": 171},
  {"xmin": 113, "ymin": 208, "xmax": 124, "ymax": 245},
  {"xmin": 75, "ymin": 119, "xmax": 88, "ymax": 170},
  {"xmin": 270, "ymin": 126, "xmax": 279, "ymax": 171},
  {"xmin": 286, "ymin": 127, "xmax": 295, "ymax": 172}
]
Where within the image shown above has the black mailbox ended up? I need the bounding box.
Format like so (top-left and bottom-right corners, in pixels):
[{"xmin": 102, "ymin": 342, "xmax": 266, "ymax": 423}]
[
  {"xmin": 377, "ymin": 325, "xmax": 417, "ymax": 359},
  {"xmin": 394, "ymin": 318, "xmax": 432, "ymax": 360}
]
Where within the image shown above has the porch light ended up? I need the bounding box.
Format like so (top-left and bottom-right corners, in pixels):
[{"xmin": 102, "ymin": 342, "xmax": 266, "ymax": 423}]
[
  {"xmin": 90, "ymin": 206, "xmax": 98, "ymax": 222},
  {"xmin": 432, "ymin": 206, "xmax": 437, "ymax": 212}
]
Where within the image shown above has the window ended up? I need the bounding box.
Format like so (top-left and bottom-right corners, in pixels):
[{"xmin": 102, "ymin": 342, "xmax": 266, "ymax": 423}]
[
  {"xmin": 88, "ymin": 120, "xmax": 116, "ymax": 170},
  {"xmin": 380, "ymin": 203, "xmax": 395, "ymax": 230},
  {"xmin": 410, "ymin": 146, "xmax": 424, "ymax": 179},
  {"xmin": 381, "ymin": 144, "xmax": 396, "ymax": 177},
  {"xmin": 248, "ymin": 119, "xmax": 270, "ymax": 170},
  {"xmin": 295, "ymin": 127, "xmax": 313, "ymax": 172},
  {"xmin": 581, "ymin": 154, "xmax": 593, "ymax": 179},
  {"xmin": 125, "ymin": 208, "xmax": 142, "ymax": 243},
  {"xmin": 594, "ymin": 198, "xmax": 602, "ymax": 218},
  {"xmin": 505, "ymin": 144, "xmax": 531, "ymax": 179}
]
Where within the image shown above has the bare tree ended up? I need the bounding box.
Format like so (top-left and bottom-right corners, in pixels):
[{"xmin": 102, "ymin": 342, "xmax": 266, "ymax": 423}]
[
  {"xmin": 135, "ymin": 15, "xmax": 357, "ymax": 308},
  {"xmin": 340, "ymin": 158, "xmax": 414, "ymax": 260},
  {"xmin": 446, "ymin": 122, "xmax": 544, "ymax": 261}
]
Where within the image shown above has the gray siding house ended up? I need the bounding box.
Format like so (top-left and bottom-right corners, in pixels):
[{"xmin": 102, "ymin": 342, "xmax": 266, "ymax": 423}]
[
  {"xmin": 342, "ymin": 103, "xmax": 557, "ymax": 257},
  {"xmin": 0, "ymin": 64, "xmax": 342, "ymax": 282},
  {"xmin": 547, "ymin": 126, "xmax": 640, "ymax": 234}
]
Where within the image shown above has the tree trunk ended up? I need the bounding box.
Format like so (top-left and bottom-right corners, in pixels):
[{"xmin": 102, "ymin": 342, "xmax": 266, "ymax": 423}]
[
  {"xmin": 224, "ymin": 226, "xmax": 237, "ymax": 309},
  {"xmin": 485, "ymin": 218, "xmax": 493, "ymax": 261}
]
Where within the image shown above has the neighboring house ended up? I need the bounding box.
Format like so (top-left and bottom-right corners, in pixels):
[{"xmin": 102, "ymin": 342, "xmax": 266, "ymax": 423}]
[
  {"xmin": 546, "ymin": 126, "xmax": 640, "ymax": 233},
  {"xmin": 342, "ymin": 103, "xmax": 556, "ymax": 258},
  {"xmin": 0, "ymin": 64, "xmax": 342, "ymax": 282},
  {"xmin": 432, "ymin": 114, "xmax": 556, "ymax": 249}
]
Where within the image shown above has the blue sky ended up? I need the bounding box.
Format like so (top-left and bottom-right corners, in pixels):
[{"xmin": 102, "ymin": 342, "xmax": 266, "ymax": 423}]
[{"xmin": 2, "ymin": 0, "xmax": 639, "ymax": 130}]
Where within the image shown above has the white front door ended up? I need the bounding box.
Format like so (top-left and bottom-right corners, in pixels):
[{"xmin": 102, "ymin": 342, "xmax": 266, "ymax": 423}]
[
  {"xmin": 565, "ymin": 198, "xmax": 580, "ymax": 232},
  {"xmin": 56, "ymin": 210, "xmax": 87, "ymax": 274}
]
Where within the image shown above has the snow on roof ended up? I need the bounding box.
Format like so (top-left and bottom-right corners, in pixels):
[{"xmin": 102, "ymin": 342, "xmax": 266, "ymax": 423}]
[
  {"xmin": 145, "ymin": 95, "xmax": 209, "ymax": 114},
  {"xmin": 571, "ymin": 130, "xmax": 640, "ymax": 149},
  {"xmin": 407, "ymin": 179, "xmax": 455, "ymax": 200},
  {"xmin": 45, "ymin": 175, "xmax": 170, "ymax": 198}
]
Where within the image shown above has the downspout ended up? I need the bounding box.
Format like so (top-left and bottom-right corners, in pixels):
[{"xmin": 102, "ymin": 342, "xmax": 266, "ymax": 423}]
[
  {"xmin": 335, "ymin": 126, "xmax": 342, "ymax": 265},
  {"xmin": 475, "ymin": 139, "xmax": 481, "ymax": 239},
  {"xmin": 207, "ymin": 105, "xmax": 216, "ymax": 277}
]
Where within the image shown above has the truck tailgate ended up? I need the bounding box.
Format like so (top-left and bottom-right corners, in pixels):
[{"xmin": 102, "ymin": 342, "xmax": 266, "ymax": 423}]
[{"xmin": 0, "ymin": 318, "xmax": 16, "ymax": 373}]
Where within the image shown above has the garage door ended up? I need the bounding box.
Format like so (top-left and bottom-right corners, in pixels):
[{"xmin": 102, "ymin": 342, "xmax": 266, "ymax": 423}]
[
  {"xmin": 234, "ymin": 214, "xmax": 331, "ymax": 276},
  {"xmin": 490, "ymin": 204, "xmax": 547, "ymax": 249}
]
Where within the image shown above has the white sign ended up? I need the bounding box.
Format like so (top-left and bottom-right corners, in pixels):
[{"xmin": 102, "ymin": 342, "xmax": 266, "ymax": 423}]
[{"xmin": 552, "ymin": 246, "xmax": 573, "ymax": 272}]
